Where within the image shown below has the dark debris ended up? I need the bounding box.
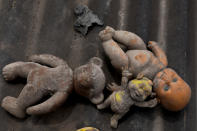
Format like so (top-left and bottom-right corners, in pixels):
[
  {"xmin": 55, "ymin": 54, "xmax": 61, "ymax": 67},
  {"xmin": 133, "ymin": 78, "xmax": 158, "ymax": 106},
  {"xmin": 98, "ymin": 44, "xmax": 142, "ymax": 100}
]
[{"xmin": 74, "ymin": 4, "xmax": 104, "ymax": 35}]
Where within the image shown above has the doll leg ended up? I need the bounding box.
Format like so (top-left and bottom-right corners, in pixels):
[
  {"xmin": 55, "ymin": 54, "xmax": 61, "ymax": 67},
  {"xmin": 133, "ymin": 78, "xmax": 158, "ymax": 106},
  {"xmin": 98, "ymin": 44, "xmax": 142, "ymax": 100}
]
[
  {"xmin": 99, "ymin": 27, "xmax": 129, "ymax": 70},
  {"xmin": 102, "ymin": 39, "xmax": 129, "ymax": 70},
  {"xmin": 112, "ymin": 28, "xmax": 146, "ymax": 50},
  {"xmin": 110, "ymin": 111, "xmax": 128, "ymax": 128}
]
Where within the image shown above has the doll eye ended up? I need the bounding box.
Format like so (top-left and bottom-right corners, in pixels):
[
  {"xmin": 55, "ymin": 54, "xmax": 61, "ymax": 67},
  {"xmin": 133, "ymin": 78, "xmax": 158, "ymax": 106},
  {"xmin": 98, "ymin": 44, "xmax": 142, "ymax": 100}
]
[
  {"xmin": 163, "ymin": 84, "xmax": 170, "ymax": 91},
  {"xmin": 172, "ymin": 78, "xmax": 177, "ymax": 82}
]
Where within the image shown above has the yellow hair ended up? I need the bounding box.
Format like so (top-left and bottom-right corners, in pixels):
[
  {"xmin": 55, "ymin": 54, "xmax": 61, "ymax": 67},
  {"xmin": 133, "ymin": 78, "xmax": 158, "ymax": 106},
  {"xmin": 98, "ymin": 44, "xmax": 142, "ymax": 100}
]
[{"xmin": 129, "ymin": 77, "xmax": 152, "ymax": 92}]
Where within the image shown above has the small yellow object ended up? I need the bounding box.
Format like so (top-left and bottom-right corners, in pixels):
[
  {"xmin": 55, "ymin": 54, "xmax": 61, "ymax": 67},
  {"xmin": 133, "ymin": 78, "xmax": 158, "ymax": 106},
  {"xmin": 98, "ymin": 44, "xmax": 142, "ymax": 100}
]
[
  {"xmin": 115, "ymin": 91, "xmax": 125, "ymax": 103},
  {"xmin": 76, "ymin": 127, "xmax": 99, "ymax": 131}
]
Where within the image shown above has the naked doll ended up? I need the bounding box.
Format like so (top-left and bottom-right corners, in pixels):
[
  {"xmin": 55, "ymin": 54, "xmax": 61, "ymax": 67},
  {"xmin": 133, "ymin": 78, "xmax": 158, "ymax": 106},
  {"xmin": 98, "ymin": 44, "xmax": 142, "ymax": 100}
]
[
  {"xmin": 99, "ymin": 26, "xmax": 191, "ymax": 112},
  {"xmin": 97, "ymin": 69, "xmax": 158, "ymax": 128}
]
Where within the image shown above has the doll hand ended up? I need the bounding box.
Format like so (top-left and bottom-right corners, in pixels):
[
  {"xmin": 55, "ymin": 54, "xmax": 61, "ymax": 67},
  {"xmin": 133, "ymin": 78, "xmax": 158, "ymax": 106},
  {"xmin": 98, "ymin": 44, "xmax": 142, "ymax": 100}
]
[
  {"xmin": 121, "ymin": 66, "xmax": 132, "ymax": 78},
  {"xmin": 107, "ymin": 82, "xmax": 121, "ymax": 92}
]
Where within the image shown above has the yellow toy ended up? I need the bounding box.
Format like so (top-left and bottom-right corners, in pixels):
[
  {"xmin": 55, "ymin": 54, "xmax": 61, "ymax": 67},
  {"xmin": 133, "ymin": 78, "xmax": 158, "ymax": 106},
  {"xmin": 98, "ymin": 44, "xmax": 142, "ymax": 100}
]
[
  {"xmin": 76, "ymin": 127, "xmax": 99, "ymax": 131},
  {"xmin": 97, "ymin": 69, "xmax": 158, "ymax": 128}
]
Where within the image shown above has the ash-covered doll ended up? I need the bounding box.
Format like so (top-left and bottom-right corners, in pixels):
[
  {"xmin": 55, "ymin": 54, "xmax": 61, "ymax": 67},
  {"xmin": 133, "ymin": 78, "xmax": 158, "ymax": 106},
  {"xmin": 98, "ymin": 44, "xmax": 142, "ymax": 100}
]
[
  {"xmin": 99, "ymin": 26, "xmax": 191, "ymax": 112},
  {"xmin": 97, "ymin": 68, "xmax": 158, "ymax": 128}
]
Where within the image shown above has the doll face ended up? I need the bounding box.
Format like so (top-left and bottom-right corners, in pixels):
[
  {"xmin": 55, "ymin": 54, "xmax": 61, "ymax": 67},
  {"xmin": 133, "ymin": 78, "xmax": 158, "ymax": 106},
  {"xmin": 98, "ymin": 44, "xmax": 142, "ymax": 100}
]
[
  {"xmin": 153, "ymin": 68, "xmax": 191, "ymax": 111},
  {"xmin": 128, "ymin": 78, "xmax": 152, "ymax": 102}
]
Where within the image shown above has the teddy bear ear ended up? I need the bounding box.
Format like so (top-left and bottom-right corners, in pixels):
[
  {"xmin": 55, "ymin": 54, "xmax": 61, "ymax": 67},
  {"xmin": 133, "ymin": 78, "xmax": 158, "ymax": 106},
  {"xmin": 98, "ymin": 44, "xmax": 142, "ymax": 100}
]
[{"xmin": 89, "ymin": 57, "xmax": 103, "ymax": 67}]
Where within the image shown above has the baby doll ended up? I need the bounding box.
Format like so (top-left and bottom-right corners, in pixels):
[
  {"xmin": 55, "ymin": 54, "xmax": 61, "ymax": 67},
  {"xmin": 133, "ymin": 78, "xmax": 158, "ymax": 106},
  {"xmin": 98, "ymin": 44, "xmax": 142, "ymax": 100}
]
[
  {"xmin": 99, "ymin": 26, "xmax": 191, "ymax": 112},
  {"xmin": 97, "ymin": 70, "xmax": 158, "ymax": 128}
]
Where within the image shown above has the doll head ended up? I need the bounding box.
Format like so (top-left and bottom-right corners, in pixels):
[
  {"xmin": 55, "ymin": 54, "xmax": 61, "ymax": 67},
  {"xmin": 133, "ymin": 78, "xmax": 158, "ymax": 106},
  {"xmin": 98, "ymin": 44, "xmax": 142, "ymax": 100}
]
[
  {"xmin": 128, "ymin": 77, "xmax": 153, "ymax": 102},
  {"xmin": 153, "ymin": 68, "xmax": 191, "ymax": 111}
]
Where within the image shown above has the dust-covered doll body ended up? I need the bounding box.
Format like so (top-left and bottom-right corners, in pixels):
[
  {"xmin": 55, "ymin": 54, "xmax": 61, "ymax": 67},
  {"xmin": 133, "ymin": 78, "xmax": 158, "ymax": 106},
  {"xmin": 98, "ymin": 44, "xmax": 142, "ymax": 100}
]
[
  {"xmin": 99, "ymin": 26, "xmax": 191, "ymax": 112},
  {"xmin": 1, "ymin": 54, "xmax": 73, "ymax": 118},
  {"xmin": 99, "ymin": 26, "xmax": 167, "ymax": 79},
  {"xmin": 97, "ymin": 72, "xmax": 158, "ymax": 128}
]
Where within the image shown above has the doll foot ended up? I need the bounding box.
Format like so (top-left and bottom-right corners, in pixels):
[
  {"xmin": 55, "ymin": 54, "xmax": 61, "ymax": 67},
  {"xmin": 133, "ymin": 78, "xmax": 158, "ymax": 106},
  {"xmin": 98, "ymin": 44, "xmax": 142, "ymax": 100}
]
[
  {"xmin": 110, "ymin": 118, "xmax": 118, "ymax": 128},
  {"xmin": 1, "ymin": 96, "xmax": 26, "ymax": 118}
]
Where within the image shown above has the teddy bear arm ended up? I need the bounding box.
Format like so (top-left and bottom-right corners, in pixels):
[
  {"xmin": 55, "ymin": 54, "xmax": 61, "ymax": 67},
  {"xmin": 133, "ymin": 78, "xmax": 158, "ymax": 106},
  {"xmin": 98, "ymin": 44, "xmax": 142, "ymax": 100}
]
[{"xmin": 29, "ymin": 54, "xmax": 68, "ymax": 68}]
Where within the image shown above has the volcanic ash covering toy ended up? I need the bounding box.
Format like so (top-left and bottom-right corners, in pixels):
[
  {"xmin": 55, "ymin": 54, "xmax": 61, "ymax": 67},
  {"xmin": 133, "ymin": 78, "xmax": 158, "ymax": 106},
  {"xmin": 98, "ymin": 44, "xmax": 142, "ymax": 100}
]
[
  {"xmin": 2, "ymin": 54, "xmax": 73, "ymax": 118},
  {"xmin": 74, "ymin": 57, "xmax": 106, "ymax": 105},
  {"xmin": 99, "ymin": 26, "xmax": 191, "ymax": 112},
  {"xmin": 97, "ymin": 70, "xmax": 158, "ymax": 128}
]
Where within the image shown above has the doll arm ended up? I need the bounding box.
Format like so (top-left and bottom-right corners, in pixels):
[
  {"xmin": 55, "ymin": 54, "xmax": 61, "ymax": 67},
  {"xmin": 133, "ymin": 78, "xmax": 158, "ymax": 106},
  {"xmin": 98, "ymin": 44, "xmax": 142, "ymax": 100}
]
[
  {"xmin": 134, "ymin": 98, "xmax": 158, "ymax": 108},
  {"xmin": 148, "ymin": 41, "xmax": 168, "ymax": 67}
]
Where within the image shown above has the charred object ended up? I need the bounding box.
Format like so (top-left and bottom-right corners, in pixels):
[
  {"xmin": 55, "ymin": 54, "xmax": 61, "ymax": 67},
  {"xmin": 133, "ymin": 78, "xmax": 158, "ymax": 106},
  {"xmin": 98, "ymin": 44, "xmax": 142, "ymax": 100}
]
[
  {"xmin": 74, "ymin": 4, "xmax": 104, "ymax": 35},
  {"xmin": 97, "ymin": 69, "xmax": 158, "ymax": 128}
]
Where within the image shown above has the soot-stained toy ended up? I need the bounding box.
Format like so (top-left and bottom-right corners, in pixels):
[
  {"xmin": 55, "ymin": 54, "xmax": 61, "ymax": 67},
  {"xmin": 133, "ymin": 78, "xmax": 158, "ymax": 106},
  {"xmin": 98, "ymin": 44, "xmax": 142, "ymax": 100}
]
[
  {"xmin": 1, "ymin": 55, "xmax": 106, "ymax": 118},
  {"xmin": 74, "ymin": 57, "xmax": 106, "ymax": 105},
  {"xmin": 74, "ymin": 4, "xmax": 104, "ymax": 35},
  {"xmin": 97, "ymin": 71, "xmax": 158, "ymax": 128},
  {"xmin": 1, "ymin": 54, "xmax": 73, "ymax": 118},
  {"xmin": 99, "ymin": 26, "xmax": 191, "ymax": 111}
]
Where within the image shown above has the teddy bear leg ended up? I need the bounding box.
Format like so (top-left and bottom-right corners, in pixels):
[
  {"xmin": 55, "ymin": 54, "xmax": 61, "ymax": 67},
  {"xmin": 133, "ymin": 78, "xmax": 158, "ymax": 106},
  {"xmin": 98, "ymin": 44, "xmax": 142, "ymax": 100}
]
[
  {"xmin": 1, "ymin": 84, "xmax": 45, "ymax": 118},
  {"xmin": 26, "ymin": 92, "xmax": 69, "ymax": 115}
]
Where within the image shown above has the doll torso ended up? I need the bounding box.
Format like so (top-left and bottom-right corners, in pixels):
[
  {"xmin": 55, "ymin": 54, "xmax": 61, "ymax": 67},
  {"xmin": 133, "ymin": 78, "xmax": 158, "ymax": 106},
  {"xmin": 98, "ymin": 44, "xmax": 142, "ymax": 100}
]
[
  {"xmin": 111, "ymin": 90, "xmax": 133, "ymax": 113},
  {"xmin": 126, "ymin": 50, "xmax": 164, "ymax": 79}
]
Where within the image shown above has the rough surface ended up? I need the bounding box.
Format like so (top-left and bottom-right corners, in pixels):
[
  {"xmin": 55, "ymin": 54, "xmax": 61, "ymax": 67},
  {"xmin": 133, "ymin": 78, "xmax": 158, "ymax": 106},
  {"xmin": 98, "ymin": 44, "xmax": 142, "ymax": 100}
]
[
  {"xmin": 1, "ymin": 54, "xmax": 73, "ymax": 118},
  {"xmin": 74, "ymin": 57, "xmax": 106, "ymax": 105},
  {"xmin": 74, "ymin": 4, "xmax": 103, "ymax": 35},
  {"xmin": 99, "ymin": 26, "xmax": 167, "ymax": 79},
  {"xmin": 99, "ymin": 26, "xmax": 191, "ymax": 112},
  {"xmin": 97, "ymin": 76, "xmax": 158, "ymax": 128},
  {"xmin": 0, "ymin": 0, "xmax": 196, "ymax": 131}
]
